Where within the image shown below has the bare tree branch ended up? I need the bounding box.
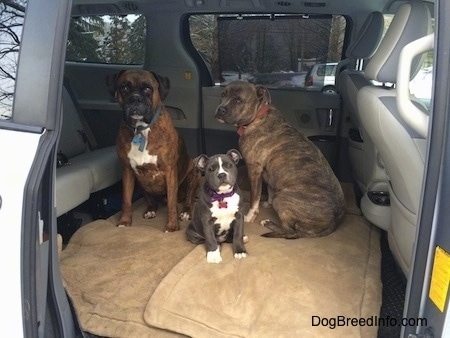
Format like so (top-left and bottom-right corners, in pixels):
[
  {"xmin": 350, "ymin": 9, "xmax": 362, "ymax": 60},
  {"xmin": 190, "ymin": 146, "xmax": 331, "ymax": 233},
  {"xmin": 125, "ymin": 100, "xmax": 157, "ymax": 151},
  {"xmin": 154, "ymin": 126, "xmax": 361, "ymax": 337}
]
[
  {"xmin": 0, "ymin": 0, "xmax": 26, "ymax": 13},
  {"xmin": 0, "ymin": 0, "xmax": 26, "ymax": 117}
]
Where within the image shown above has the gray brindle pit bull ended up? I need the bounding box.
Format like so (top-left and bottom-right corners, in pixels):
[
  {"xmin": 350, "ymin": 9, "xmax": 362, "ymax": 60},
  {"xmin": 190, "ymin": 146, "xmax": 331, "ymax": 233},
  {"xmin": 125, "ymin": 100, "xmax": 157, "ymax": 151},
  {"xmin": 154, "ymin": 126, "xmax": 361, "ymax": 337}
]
[
  {"xmin": 185, "ymin": 150, "xmax": 247, "ymax": 263},
  {"xmin": 215, "ymin": 81, "xmax": 346, "ymax": 239}
]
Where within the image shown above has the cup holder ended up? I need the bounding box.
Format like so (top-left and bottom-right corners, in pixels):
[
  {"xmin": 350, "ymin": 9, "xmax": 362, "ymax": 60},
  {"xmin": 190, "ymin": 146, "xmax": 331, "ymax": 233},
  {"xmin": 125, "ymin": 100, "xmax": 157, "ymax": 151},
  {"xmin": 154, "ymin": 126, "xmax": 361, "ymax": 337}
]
[{"xmin": 367, "ymin": 191, "xmax": 390, "ymax": 206}]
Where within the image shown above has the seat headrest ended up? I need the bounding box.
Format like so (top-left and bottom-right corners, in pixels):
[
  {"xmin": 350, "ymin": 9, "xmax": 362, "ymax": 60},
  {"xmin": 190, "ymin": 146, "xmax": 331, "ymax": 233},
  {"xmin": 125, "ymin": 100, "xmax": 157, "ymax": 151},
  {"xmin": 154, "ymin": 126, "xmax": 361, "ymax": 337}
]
[
  {"xmin": 365, "ymin": 1, "xmax": 431, "ymax": 83},
  {"xmin": 345, "ymin": 11, "xmax": 384, "ymax": 60}
]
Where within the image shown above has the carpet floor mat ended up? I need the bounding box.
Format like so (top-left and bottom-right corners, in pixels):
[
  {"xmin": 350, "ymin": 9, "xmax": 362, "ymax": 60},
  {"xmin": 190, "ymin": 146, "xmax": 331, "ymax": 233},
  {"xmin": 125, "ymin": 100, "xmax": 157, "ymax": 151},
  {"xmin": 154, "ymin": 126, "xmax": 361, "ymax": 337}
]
[{"xmin": 60, "ymin": 182, "xmax": 381, "ymax": 338}]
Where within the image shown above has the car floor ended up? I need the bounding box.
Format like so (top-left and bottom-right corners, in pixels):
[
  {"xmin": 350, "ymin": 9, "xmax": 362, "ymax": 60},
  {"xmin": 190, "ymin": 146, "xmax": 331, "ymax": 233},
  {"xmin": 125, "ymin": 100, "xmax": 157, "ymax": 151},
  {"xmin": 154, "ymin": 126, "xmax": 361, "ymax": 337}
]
[
  {"xmin": 59, "ymin": 172, "xmax": 406, "ymax": 338},
  {"xmin": 57, "ymin": 167, "xmax": 407, "ymax": 338},
  {"xmin": 377, "ymin": 231, "xmax": 408, "ymax": 338},
  {"xmin": 58, "ymin": 171, "xmax": 389, "ymax": 337}
]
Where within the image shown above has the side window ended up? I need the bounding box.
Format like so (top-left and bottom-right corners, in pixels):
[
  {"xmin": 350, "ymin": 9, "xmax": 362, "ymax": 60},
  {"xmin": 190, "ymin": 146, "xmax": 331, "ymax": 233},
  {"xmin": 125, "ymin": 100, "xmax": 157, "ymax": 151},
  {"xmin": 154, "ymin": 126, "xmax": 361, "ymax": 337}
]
[
  {"xmin": 325, "ymin": 64, "xmax": 336, "ymax": 76},
  {"xmin": 0, "ymin": 0, "xmax": 27, "ymax": 120},
  {"xmin": 317, "ymin": 66, "xmax": 327, "ymax": 77},
  {"xmin": 66, "ymin": 14, "xmax": 146, "ymax": 64},
  {"xmin": 189, "ymin": 14, "xmax": 346, "ymax": 91}
]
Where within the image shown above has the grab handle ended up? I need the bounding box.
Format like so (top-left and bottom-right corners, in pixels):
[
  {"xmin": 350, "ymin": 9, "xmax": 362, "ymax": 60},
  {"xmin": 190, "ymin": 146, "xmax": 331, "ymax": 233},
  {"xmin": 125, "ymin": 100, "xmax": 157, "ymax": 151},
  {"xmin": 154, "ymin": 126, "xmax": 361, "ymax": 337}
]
[{"xmin": 396, "ymin": 33, "xmax": 434, "ymax": 139}]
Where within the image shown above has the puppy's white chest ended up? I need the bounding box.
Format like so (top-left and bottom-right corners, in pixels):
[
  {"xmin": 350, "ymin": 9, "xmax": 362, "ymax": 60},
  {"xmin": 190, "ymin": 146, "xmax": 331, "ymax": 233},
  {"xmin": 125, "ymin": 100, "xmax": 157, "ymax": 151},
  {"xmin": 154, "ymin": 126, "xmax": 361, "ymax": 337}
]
[
  {"xmin": 211, "ymin": 193, "xmax": 240, "ymax": 231},
  {"xmin": 127, "ymin": 129, "xmax": 158, "ymax": 173}
]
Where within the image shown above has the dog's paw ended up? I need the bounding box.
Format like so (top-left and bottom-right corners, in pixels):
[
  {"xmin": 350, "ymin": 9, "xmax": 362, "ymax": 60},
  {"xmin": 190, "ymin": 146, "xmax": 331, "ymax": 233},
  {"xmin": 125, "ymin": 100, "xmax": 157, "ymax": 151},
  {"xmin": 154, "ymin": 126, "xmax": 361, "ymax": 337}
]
[
  {"xmin": 164, "ymin": 224, "xmax": 180, "ymax": 233},
  {"xmin": 117, "ymin": 221, "xmax": 131, "ymax": 227},
  {"xmin": 260, "ymin": 219, "xmax": 271, "ymax": 227},
  {"xmin": 143, "ymin": 210, "xmax": 156, "ymax": 219},
  {"xmin": 179, "ymin": 211, "xmax": 191, "ymax": 221},
  {"xmin": 243, "ymin": 235, "xmax": 249, "ymax": 243},
  {"xmin": 234, "ymin": 252, "xmax": 247, "ymax": 259},
  {"xmin": 206, "ymin": 248, "xmax": 222, "ymax": 263},
  {"xmin": 244, "ymin": 208, "xmax": 258, "ymax": 223}
]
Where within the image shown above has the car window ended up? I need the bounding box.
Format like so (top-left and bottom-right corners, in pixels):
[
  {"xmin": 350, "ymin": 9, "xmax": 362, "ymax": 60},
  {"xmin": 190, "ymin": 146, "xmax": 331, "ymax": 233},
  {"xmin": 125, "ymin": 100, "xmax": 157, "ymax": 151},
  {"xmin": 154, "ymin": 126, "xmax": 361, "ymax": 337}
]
[
  {"xmin": 325, "ymin": 64, "xmax": 337, "ymax": 76},
  {"xmin": 189, "ymin": 14, "xmax": 346, "ymax": 90},
  {"xmin": 316, "ymin": 65, "xmax": 326, "ymax": 77},
  {"xmin": 0, "ymin": 0, "xmax": 27, "ymax": 120},
  {"xmin": 379, "ymin": 14, "xmax": 434, "ymax": 109},
  {"xmin": 66, "ymin": 14, "xmax": 146, "ymax": 64},
  {"xmin": 316, "ymin": 64, "xmax": 336, "ymax": 77}
]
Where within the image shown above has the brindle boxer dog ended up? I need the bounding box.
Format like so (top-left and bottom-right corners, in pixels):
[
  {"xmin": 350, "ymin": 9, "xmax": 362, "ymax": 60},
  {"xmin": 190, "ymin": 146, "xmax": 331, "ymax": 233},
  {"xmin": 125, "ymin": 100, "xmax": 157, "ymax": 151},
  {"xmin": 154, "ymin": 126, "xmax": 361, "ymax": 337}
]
[
  {"xmin": 107, "ymin": 70, "xmax": 200, "ymax": 231},
  {"xmin": 215, "ymin": 81, "xmax": 345, "ymax": 238}
]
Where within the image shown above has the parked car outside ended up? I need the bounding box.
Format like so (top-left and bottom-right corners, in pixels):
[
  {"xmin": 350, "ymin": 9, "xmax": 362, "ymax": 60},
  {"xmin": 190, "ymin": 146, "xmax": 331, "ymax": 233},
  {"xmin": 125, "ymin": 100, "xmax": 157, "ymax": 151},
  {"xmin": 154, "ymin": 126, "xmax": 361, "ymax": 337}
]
[{"xmin": 304, "ymin": 62, "xmax": 338, "ymax": 92}]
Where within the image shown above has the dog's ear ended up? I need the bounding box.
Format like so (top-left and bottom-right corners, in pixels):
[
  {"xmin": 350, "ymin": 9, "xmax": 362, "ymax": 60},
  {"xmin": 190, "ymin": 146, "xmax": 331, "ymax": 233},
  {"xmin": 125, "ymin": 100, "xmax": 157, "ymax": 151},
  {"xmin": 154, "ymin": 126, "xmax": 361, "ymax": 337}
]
[
  {"xmin": 194, "ymin": 154, "xmax": 209, "ymax": 171},
  {"xmin": 226, "ymin": 149, "xmax": 242, "ymax": 164},
  {"xmin": 105, "ymin": 70, "xmax": 125, "ymax": 97},
  {"xmin": 150, "ymin": 71, "xmax": 171, "ymax": 101},
  {"xmin": 255, "ymin": 85, "xmax": 271, "ymax": 105}
]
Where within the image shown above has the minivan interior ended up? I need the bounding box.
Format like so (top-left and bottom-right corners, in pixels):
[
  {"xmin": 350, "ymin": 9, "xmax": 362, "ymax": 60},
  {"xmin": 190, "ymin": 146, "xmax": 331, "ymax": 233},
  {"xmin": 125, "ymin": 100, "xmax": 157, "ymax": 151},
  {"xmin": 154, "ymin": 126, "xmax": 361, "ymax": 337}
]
[{"xmin": 1, "ymin": 0, "xmax": 449, "ymax": 337}]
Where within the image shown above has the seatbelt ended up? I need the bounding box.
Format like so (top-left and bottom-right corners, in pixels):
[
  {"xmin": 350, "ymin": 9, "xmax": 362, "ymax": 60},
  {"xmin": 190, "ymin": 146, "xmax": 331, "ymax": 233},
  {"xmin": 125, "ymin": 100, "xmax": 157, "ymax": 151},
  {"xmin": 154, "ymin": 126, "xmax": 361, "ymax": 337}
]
[{"xmin": 63, "ymin": 78, "xmax": 98, "ymax": 150}]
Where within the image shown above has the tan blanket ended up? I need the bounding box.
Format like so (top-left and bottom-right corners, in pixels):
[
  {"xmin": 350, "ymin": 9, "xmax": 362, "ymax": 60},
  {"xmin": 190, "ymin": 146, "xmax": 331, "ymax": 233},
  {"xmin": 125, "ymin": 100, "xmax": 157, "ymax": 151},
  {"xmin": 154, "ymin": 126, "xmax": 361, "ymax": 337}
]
[
  {"xmin": 60, "ymin": 199, "xmax": 192, "ymax": 337},
  {"xmin": 144, "ymin": 213, "xmax": 380, "ymax": 338},
  {"xmin": 60, "ymin": 183, "xmax": 381, "ymax": 337}
]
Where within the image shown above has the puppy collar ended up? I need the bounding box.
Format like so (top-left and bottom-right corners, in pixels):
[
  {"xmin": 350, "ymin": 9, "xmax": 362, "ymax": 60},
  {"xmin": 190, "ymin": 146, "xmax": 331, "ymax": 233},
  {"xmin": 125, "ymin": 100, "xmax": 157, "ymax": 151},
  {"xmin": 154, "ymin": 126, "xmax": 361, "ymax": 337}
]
[
  {"xmin": 237, "ymin": 104, "xmax": 271, "ymax": 136},
  {"xmin": 129, "ymin": 105, "xmax": 162, "ymax": 152},
  {"xmin": 205, "ymin": 184, "xmax": 236, "ymax": 209}
]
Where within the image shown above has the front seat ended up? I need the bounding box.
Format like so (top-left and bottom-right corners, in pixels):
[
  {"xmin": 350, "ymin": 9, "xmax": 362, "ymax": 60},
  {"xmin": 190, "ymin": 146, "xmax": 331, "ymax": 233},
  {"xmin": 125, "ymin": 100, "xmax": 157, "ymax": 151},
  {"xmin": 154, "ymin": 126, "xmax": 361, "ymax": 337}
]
[
  {"xmin": 357, "ymin": 1, "xmax": 432, "ymax": 275},
  {"xmin": 335, "ymin": 11, "xmax": 385, "ymax": 194}
]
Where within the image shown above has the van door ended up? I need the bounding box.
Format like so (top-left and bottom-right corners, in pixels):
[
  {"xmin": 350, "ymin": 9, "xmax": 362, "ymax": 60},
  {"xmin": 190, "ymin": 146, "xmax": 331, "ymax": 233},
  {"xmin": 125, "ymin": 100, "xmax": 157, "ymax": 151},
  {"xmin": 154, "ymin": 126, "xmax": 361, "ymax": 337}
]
[
  {"xmin": 0, "ymin": 0, "xmax": 77, "ymax": 336},
  {"xmin": 402, "ymin": 2, "xmax": 450, "ymax": 336}
]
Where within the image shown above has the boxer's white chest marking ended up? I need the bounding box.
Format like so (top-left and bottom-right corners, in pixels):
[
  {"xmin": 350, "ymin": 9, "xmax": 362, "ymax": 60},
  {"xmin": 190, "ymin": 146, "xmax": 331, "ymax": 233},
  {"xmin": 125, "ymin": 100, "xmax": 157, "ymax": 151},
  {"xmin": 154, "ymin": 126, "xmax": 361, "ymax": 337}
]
[{"xmin": 127, "ymin": 128, "xmax": 158, "ymax": 174}]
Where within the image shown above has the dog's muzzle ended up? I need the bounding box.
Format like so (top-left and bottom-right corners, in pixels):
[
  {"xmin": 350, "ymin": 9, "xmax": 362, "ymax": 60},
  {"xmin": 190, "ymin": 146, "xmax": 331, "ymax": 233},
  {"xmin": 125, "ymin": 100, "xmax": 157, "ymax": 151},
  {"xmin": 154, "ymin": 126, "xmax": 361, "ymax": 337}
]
[
  {"xmin": 123, "ymin": 93, "xmax": 152, "ymax": 125},
  {"xmin": 216, "ymin": 172, "xmax": 234, "ymax": 190},
  {"xmin": 215, "ymin": 106, "xmax": 227, "ymax": 122},
  {"xmin": 217, "ymin": 172, "xmax": 228, "ymax": 182}
]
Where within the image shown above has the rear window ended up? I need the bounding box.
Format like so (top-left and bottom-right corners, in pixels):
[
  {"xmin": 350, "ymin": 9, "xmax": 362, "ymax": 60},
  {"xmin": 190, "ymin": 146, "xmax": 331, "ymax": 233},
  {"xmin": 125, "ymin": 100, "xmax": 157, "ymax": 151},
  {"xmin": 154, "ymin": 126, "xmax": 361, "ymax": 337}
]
[
  {"xmin": 189, "ymin": 14, "xmax": 347, "ymax": 90},
  {"xmin": 317, "ymin": 64, "xmax": 337, "ymax": 77}
]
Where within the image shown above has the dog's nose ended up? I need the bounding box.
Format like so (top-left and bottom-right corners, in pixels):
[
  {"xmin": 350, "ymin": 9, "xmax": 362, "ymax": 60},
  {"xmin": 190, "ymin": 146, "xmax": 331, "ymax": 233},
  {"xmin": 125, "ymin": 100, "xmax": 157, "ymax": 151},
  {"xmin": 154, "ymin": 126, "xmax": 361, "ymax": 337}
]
[
  {"xmin": 218, "ymin": 173, "xmax": 227, "ymax": 180},
  {"xmin": 128, "ymin": 94, "xmax": 143, "ymax": 104},
  {"xmin": 216, "ymin": 106, "xmax": 227, "ymax": 117}
]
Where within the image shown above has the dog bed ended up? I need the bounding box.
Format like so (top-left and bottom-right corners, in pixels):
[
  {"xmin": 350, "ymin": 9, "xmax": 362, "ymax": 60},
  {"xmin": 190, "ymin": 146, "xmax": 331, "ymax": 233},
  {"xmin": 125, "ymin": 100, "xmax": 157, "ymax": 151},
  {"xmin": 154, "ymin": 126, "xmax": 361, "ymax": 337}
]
[{"xmin": 60, "ymin": 183, "xmax": 381, "ymax": 337}]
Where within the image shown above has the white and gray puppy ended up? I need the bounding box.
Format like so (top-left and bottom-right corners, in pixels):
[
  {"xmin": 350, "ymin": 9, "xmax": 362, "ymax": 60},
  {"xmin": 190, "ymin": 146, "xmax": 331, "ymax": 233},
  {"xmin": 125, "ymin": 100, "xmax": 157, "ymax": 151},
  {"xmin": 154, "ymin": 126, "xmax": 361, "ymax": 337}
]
[{"xmin": 186, "ymin": 149, "xmax": 247, "ymax": 263}]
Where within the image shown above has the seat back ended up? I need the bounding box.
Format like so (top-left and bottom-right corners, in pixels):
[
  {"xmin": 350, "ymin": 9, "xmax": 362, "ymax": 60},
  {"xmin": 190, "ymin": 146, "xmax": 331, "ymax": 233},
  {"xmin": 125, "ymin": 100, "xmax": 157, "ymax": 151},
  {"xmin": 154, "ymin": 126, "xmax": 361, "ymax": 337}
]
[
  {"xmin": 56, "ymin": 86, "xmax": 122, "ymax": 217},
  {"xmin": 357, "ymin": 1, "xmax": 432, "ymax": 274},
  {"xmin": 58, "ymin": 87, "xmax": 89, "ymax": 158},
  {"xmin": 336, "ymin": 11, "xmax": 384, "ymax": 90},
  {"xmin": 336, "ymin": 11, "xmax": 385, "ymax": 193}
]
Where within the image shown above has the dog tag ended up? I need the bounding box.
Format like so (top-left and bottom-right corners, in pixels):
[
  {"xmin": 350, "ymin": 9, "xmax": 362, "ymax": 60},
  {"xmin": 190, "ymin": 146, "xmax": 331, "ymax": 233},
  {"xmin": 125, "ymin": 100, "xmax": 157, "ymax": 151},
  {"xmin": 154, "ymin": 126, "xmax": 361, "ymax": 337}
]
[
  {"xmin": 218, "ymin": 200, "xmax": 228, "ymax": 208},
  {"xmin": 132, "ymin": 133, "xmax": 146, "ymax": 152}
]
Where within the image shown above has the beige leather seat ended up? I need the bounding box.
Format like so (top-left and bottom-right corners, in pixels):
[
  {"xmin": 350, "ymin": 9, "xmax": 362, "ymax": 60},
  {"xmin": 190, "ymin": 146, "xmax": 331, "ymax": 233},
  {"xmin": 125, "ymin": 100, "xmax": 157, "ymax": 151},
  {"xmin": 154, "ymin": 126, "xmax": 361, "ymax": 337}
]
[
  {"xmin": 357, "ymin": 1, "xmax": 432, "ymax": 275},
  {"xmin": 55, "ymin": 86, "xmax": 122, "ymax": 216},
  {"xmin": 336, "ymin": 11, "xmax": 385, "ymax": 194}
]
